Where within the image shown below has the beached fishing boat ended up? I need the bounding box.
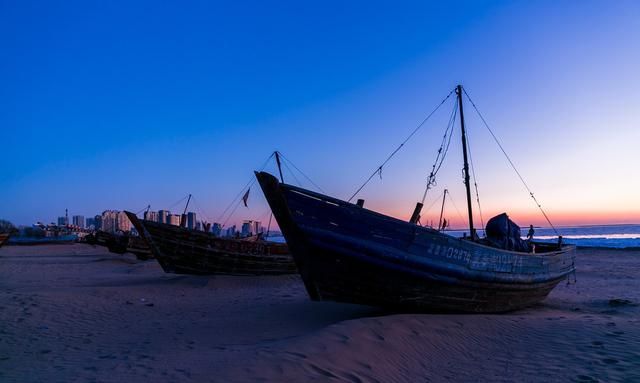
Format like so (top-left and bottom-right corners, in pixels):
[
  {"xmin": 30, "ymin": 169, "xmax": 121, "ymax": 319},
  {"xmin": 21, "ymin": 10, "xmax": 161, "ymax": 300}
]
[
  {"xmin": 256, "ymin": 85, "xmax": 576, "ymax": 313},
  {"xmin": 125, "ymin": 211, "xmax": 295, "ymax": 275},
  {"xmin": 0, "ymin": 233, "xmax": 10, "ymax": 248},
  {"xmin": 86, "ymin": 230, "xmax": 153, "ymax": 260}
]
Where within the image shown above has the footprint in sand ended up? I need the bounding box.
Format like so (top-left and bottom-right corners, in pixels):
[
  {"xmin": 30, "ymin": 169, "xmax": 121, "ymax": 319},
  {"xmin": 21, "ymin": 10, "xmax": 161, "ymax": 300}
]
[{"xmin": 602, "ymin": 358, "xmax": 619, "ymax": 364}]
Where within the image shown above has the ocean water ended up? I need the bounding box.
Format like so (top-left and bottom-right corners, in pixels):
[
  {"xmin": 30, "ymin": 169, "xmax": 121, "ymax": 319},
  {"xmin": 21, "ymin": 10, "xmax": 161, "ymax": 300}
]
[
  {"xmin": 448, "ymin": 224, "xmax": 640, "ymax": 249},
  {"xmin": 270, "ymin": 224, "xmax": 640, "ymax": 248}
]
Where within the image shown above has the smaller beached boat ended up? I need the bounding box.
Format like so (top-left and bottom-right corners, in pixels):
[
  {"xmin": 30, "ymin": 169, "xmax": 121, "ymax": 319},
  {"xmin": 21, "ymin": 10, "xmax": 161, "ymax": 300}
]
[
  {"xmin": 125, "ymin": 211, "xmax": 295, "ymax": 275},
  {"xmin": 0, "ymin": 233, "xmax": 10, "ymax": 248},
  {"xmin": 85, "ymin": 231, "xmax": 153, "ymax": 260}
]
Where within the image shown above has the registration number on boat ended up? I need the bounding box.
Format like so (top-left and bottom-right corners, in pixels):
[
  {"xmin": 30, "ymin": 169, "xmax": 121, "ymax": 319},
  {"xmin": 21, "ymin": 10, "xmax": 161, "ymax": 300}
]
[{"xmin": 427, "ymin": 244, "xmax": 471, "ymax": 264}]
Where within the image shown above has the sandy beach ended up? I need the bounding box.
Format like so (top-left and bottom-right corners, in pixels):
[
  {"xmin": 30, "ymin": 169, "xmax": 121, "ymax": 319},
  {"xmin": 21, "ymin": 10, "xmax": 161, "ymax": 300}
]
[{"xmin": 1, "ymin": 244, "xmax": 638, "ymax": 382}]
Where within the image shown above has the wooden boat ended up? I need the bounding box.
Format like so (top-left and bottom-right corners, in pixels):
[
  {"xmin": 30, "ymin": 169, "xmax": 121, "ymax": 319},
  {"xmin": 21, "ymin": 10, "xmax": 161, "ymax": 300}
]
[
  {"xmin": 86, "ymin": 230, "xmax": 153, "ymax": 260},
  {"xmin": 256, "ymin": 85, "xmax": 576, "ymax": 313},
  {"xmin": 0, "ymin": 233, "xmax": 10, "ymax": 248},
  {"xmin": 125, "ymin": 211, "xmax": 296, "ymax": 275}
]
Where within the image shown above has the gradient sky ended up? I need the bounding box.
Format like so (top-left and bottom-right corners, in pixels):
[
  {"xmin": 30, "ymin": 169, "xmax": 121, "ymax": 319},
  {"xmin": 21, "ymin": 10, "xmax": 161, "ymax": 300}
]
[{"xmin": 2, "ymin": 0, "xmax": 639, "ymax": 228}]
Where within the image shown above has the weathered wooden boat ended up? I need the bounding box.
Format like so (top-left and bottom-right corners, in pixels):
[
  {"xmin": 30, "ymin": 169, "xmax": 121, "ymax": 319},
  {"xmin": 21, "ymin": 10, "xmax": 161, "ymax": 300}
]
[
  {"xmin": 85, "ymin": 230, "xmax": 153, "ymax": 260},
  {"xmin": 256, "ymin": 85, "xmax": 576, "ymax": 313},
  {"xmin": 0, "ymin": 233, "xmax": 10, "ymax": 248},
  {"xmin": 125, "ymin": 211, "xmax": 296, "ymax": 275}
]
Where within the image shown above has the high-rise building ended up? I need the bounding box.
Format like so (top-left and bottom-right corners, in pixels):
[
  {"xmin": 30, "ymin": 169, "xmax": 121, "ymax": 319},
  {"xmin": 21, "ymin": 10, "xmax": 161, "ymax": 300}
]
[
  {"xmin": 101, "ymin": 210, "xmax": 119, "ymax": 233},
  {"xmin": 241, "ymin": 221, "xmax": 252, "ymax": 237},
  {"xmin": 57, "ymin": 216, "xmax": 68, "ymax": 226},
  {"xmin": 212, "ymin": 223, "xmax": 222, "ymax": 237},
  {"xmin": 158, "ymin": 210, "xmax": 169, "ymax": 224},
  {"xmin": 86, "ymin": 217, "xmax": 95, "ymax": 230},
  {"xmin": 187, "ymin": 212, "xmax": 196, "ymax": 230},
  {"xmin": 168, "ymin": 214, "xmax": 181, "ymax": 226},
  {"xmin": 252, "ymin": 221, "xmax": 262, "ymax": 235},
  {"xmin": 94, "ymin": 215, "xmax": 102, "ymax": 230},
  {"xmin": 225, "ymin": 225, "xmax": 236, "ymax": 237},
  {"xmin": 116, "ymin": 211, "xmax": 131, "ymax": 232},
  {"xmin": 144, "ymin": 211, "xmax": 159, "ymax": 222},
  {"xmin": 195, "ymin": 221, "xmax": 202, "ymax": 231},
  {"xmin": 72, "ymin": 215, "xmax": 85, "ymax": 228}
]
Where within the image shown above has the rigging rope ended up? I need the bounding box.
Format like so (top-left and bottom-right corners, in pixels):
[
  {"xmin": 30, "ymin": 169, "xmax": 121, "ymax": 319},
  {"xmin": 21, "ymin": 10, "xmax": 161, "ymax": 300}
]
[
  {"xmin": 134, "ymin": 204, "xmax": 150, "ymax": 215},
  {"xmin": 348, "ymin": 89, "xmax": 456, "ymax": 202},
  {"xmin": 446, "ymin": 191, "xmax": 469, "ymax": 229},
  {"xmin": 464, "ymin": 126, "xmax": 485, "ymax": 230},
  {"xmin": 216, "ymin": 152, "xmax": 275, "ymax": 224},
  {"xmin": 419, "ymin": 189, "xmax": 448, "ymax": 228},
  {"xmin": 190, "ymin": 195, "xmax": 213, "ymax": 224},
  {"xmin": 278, "ymin": 152, "xmax": 325, "ymax": 193},
  {"xmin": 281, "ymin": 159, "xmax": 303, "ymax": 188},
  {"xmin": 462, "ymin": 89, "xmax": 559, "ymax": 235},
  {"xmin": 420, "ymin": 96, "xmax": 458, "ymax": 204},
  {"xmin": 166, "ymin": 194, "xmax": 190, "ymax": 211}
]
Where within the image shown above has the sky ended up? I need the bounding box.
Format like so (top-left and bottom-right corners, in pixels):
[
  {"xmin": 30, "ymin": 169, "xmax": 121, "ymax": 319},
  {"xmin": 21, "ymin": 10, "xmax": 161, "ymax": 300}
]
[{"xmin": 2, "ymin": 0, "xmax": 639, "ymax": 229}]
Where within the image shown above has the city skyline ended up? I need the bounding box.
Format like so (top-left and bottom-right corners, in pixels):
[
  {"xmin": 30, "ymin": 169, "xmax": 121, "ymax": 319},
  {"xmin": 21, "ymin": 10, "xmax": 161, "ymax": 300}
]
[{"xmin": 2, "ymin": 1, "xmax": 639, "ymax": 228}]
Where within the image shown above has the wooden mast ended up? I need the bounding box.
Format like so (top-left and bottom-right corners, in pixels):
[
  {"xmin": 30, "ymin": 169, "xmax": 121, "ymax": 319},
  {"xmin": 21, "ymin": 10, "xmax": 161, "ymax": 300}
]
[
  {"xmin": 456, "ymin": 85, "xmax": 475, "ymax": 238},
  {"xmin": 180, "ymin": 194, "xmax": 192, "ymax": 228},
  {"xmin": 438, "ymin": 189, "xmax": 448, "ymax": 231},
  {"xmin": 275, "ymin": 151, "xmax": 285, "ymax": 183}
]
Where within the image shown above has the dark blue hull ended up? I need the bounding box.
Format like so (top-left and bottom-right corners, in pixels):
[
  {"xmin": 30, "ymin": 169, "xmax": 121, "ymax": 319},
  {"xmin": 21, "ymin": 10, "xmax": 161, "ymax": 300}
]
[{"xmin": 256, "ymin": 171, "xmax": 576, "ymax": 312}]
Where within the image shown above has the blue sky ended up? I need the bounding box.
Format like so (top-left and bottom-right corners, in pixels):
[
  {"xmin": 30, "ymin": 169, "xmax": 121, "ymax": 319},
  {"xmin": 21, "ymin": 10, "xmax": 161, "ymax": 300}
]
[{"xmin": 2, "ymin": 1, "xmax": 639, "ymax": 227}]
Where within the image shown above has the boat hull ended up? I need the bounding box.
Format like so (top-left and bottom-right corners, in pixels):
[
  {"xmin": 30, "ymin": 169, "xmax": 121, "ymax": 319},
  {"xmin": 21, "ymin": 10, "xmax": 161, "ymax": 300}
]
[
  {"xmin": 0, "ymin": 233, "xmax": 10, "ymax": 248},
  {"xmin": 125, "ymin": 211, "xmax": 296, "ymax": 276},
  {"xmin": 256, "ymin": 171, "xmax": 576, "ymax": 313}
]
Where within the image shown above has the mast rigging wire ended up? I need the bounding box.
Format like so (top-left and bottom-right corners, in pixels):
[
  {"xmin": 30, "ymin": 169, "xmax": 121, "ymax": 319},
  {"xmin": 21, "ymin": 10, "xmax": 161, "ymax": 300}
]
[
  {"xmin": 277, "ymin": 152, "xmax": 325, "ymax": 193},
  {"xmin": 420, "ymin": 96, "xmax": 458, "ymax": 204},
  {"xmin": 216, "ymin": 152, "xmax": 275, "ymax": 225},
  {"xmin": 462, "ymin": 88, "xmax": 559, "ymax": 235},
  {"xmin": 348, "ymin": 89, "xmax": 456, "ymax": 202},
  {"xmin": 464, "ymin": 126, "xmax": 485, "ymax": 230}
]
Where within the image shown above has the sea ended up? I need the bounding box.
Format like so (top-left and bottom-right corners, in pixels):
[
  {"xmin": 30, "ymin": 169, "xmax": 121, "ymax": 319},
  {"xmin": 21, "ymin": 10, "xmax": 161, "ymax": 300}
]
[
  {"xmin": 448, "ymin": 224, "xmax": 640, "ymax": 249},
  {"xmin": 271, "ymin": 224, "xmax": 640, "ymax": 249}
]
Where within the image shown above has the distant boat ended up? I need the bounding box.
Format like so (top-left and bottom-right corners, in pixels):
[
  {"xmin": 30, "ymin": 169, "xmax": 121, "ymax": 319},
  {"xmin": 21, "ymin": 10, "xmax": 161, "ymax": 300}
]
[
  {"xmin": 85, "ymin": 230, "xmax": 153, "ymax": 260},
  {"xmin": 256, "ymin": 85, "xmax": 576, "ymax": 313},
  {"xmin": 0, "ymin": 233, "xmax": 10, "ymax": 248},
  {"xmin": 125, "ymin": 211, "xmax": 296, "ymax": 275}
]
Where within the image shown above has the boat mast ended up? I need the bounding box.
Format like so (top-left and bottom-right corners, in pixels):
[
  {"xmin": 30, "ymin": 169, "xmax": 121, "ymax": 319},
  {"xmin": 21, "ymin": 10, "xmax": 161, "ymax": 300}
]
[
  {"xmin": 275, "ymin": 151, "xmax": 285, "ymax": 183},
  {"xmin": 456, "ymin": 85, "xmax": 475, "ymax": 238},
  {"xmin": 438, "ymin": 189, "xmax": 448, "ymax": 231},
  {"xmin": 180, "ymin": 194, "xmax": 192, "ymax": 228}
]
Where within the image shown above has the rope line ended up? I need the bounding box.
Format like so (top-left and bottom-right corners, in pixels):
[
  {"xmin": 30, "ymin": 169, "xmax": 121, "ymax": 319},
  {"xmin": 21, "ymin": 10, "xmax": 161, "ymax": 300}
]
[
  {"xmin": 278, "ymin": 152, "xmax": 325, "ymax": 193},
  {"xmin": 166, "ymin": 194, "xmax": 189, "ymax": 211},
  {"xmin": 463, "ymin": 88, "xmax": 559, "ymax": 235},
  {"xmin": 348, "ymin": 89, "xmax": 455, "ymax": 202},
  {"xmin": 464, "ymin": 125, "xmax": 485, "ymax": 230},
  {"xmin": 216, "ymin": 152, "xmax": 275, "ymax": 224},
  {"xmin": 190, "ymin": 195, "xmax": 212, "ymax": 224},
  {"xmin": 420, "ymin": 96, "xmax": 458, "ymax": 204},
  {"xmin": 281, "ymin": 159, "xmax": 303, "ymax": 187},
  {"xmin": 446, "ymin": 191, "xmax": 468, "ymax": 228}
]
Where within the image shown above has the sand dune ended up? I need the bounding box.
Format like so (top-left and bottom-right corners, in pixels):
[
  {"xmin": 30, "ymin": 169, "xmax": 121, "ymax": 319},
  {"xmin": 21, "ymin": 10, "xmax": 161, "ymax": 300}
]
[{"xmin": 1, "ymin": 244, "xmax": 638, "ymax": 382}]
